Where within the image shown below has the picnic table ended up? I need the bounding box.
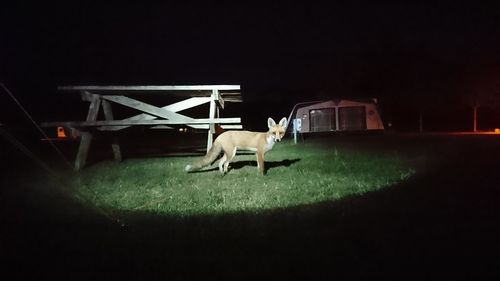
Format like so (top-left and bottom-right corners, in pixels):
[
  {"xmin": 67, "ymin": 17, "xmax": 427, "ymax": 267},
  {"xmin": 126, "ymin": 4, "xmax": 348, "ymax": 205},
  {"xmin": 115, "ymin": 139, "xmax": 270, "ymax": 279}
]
[{"xmin": 42, "ymin": 85, "xmax": 242, "ymax": 170}]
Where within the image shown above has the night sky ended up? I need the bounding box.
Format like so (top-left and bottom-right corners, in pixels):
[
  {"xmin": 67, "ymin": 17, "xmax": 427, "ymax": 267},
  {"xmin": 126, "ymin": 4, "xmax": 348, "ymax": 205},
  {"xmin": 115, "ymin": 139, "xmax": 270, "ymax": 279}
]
[{"xmin": 2, "ymin": 2, "xmax": 500, "ymax": 130}]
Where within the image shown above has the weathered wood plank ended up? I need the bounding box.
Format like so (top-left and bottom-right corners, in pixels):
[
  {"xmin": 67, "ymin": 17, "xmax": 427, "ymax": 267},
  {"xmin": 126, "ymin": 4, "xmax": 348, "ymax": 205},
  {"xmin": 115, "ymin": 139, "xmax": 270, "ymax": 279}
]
[
  {"xmin": 59, "ymin": 85, "xmax": 241, "ymax": 91},
  {"xmin": 101, "ymin": 100, "xmax": 122, "ymax": 162},
  {"xmin": 219, "ymin": 125, "xmax": 243, "ymax": 129},
  {"xmin": 102, "ymin": 95, "xmax": 195, "ymax": 123},
  {"xmin": 75, "ymin": 132, "xmax": 92, "ymax": 171},
  {"xmin": 150, "ymin": 124, "xmax": 243, "ymax": 130},
  {"xmin": 81, "ymin": 91, "xmax": 99, "ymax": 102},
  {"xmin": 84, "ymin": 92, "xmax": 101, "ymax": 121},
  {"xmin": 160, "ymin": 97, "xmax": 211, "ymax": 112},
  {"xmin": 74, "ymin": 94, "xmax": 100, "ymax": 170},
  {"xmin": 99, "ymin": 97, "xmax": 211, "ymax": 131},
  {"xmin": 42, "ymin": 118, "xmax": 242, "ymax": 127},
  {"xmin": 220, "ymin": 92, "xmax": 243, "ymax": 102},
  {"xmin": 213, "ymin": 89, "xmax": 224, "ymax": 109},
  {"xmin": 206, "ymin": 94, "xmax": 217, "ymax": 152}
]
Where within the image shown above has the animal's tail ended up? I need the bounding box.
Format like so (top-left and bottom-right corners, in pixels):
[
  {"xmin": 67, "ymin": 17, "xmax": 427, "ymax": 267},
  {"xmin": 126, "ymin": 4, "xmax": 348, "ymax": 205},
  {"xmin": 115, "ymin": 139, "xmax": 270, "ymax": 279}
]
[{"xmin": 185, "ymin": 142, "xmax": 222, "ymax": 172}]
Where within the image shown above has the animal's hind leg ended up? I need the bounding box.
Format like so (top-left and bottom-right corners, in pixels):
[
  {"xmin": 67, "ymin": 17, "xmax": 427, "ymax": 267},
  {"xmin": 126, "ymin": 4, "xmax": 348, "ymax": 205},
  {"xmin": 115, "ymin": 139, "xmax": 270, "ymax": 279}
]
[
  {"xmin": 223, "ymin": 147, "xmax": 237, "ymax": 173},
  {"xmin": 218, "ymin": 154, "xmax": 227, "ymax": 174}
]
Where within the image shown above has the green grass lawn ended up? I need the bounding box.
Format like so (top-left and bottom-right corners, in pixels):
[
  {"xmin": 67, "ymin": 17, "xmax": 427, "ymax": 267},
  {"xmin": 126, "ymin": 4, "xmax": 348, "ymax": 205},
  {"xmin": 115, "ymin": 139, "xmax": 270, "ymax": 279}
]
[
  {"xmin": 72, "ymin": 138, "xmax": 416, "ymax": 217},
  {"xmin": 3, "ymin": 134, "xmax": 500, "ymax": 280}
]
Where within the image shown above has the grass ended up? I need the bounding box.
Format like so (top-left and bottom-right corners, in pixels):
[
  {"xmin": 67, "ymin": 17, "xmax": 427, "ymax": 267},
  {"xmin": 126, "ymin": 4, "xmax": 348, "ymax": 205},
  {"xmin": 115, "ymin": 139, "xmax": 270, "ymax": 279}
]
[
  {"xmin": 72, "ymin": 138, "xmax": 416, "ymax": 217},
  {"xmin": 3, "ymin": 133, "xmax": 500, "ymax": 280}
]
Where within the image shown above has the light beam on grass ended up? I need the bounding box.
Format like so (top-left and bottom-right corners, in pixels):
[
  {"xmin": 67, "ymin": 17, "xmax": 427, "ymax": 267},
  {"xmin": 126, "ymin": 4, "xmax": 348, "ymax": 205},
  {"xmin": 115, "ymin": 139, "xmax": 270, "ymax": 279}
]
[{"xmin": 71, "ymin": 142, "xmax": 416, "ymax": 217}]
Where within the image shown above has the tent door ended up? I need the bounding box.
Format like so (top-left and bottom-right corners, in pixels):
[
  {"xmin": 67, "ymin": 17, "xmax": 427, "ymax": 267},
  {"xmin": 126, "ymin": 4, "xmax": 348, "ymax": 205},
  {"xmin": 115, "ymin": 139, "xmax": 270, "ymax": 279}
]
[{"xmin": 338, "ymin": 106, "xmax": 367, "ymax": 131}]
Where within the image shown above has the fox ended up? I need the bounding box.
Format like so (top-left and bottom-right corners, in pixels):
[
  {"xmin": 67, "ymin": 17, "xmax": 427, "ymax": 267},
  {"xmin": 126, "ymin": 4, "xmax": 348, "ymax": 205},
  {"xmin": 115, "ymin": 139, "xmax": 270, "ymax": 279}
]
[{"xmin": 185, "ymin": 117, "xmax": 288, "ymax": 175}]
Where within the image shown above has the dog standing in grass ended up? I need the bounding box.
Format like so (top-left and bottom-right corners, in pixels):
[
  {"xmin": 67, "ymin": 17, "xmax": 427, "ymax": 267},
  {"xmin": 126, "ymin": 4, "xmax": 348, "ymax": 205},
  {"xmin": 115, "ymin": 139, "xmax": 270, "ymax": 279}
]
[{"xmin": 185, "ymin": 117, "xmax": 288, "ymax": 175}]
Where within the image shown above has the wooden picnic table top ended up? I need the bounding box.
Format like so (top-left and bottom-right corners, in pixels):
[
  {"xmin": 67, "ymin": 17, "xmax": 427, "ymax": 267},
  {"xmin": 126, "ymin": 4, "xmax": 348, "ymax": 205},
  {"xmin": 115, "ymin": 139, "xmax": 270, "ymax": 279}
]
[{"xmin": 58, "ymin": 85, "xmax": 243, "ymax": 102}]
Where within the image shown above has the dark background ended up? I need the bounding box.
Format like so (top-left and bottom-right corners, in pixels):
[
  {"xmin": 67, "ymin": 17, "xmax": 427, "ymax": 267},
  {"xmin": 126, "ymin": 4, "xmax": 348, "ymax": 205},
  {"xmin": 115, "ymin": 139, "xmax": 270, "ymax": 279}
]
[
  {"xmin": 2, "ymin": 2, "xmax": 500, "ymax": 131},
  {"xmin": 2, "ymin": 3, "xmax": 500, "ymax": 280}
]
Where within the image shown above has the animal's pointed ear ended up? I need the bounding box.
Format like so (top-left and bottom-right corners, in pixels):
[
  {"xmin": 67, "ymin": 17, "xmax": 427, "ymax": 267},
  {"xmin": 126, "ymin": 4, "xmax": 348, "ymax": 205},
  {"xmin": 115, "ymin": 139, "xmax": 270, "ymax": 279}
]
[
  {"xmin": 279, "ymin": 117, "xmax": 288, "ymax": 128},
  {"xmin": 268, "ymin": 118, "xmax": 276, "ymax": 128}
]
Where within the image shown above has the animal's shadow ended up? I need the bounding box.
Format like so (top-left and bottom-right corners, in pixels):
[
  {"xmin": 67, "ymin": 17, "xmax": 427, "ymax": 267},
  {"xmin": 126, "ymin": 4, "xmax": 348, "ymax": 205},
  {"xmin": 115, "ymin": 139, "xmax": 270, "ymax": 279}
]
[{"xmin": 193, "ymin": 158, "xmax": 301, "ymax": 174}]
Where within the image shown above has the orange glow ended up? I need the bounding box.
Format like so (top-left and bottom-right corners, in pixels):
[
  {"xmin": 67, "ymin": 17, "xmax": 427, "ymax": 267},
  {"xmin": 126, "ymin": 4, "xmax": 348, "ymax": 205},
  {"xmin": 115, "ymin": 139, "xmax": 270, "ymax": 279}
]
[
  {"xmin": 57, "ymin": 127, "xmax": 67, "ymax": 138},
  {"xmin": 495, "ymin": 128, "xmax": 500, "ymax": 134}
]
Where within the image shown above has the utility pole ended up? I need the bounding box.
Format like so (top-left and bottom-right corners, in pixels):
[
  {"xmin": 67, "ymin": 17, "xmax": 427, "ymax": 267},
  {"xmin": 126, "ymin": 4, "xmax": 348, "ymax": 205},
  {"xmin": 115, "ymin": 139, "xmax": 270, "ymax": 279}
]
[{"xmin": 473, "ymin": 105, "xmax": 477, "ymax": 132}]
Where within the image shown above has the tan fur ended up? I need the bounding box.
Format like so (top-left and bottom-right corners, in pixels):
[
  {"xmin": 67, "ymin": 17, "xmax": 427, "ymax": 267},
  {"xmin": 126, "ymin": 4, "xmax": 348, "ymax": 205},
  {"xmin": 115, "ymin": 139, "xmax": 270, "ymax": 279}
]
[
  {"xmin": 185, "ymin": 117, "xmax": 287, "ymax": 175},
  {"xmin": 184, "ymin": 142, "xmax": 222, "ymax": 172}
]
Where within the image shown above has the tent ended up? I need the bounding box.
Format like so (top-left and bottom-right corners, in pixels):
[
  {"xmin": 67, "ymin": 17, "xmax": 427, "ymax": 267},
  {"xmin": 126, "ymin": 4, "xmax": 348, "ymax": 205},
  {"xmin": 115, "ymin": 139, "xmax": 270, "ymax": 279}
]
[{"xmin": 294, "ymin": 99, "xmax": 384, "ymax": 133}]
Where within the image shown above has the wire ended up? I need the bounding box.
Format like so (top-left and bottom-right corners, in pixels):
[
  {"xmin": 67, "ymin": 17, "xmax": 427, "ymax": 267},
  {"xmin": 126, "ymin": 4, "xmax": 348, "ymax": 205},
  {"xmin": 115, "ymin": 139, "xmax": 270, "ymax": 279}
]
[
  {"xmin": 1, "ymin": 125, "xmax": 124, "ymax": 225},
  {"xmin": 0, "ymin": 126, "xmax": 58, "ymax": 177},
  {"xmin": 0, "ymin": 83, "xmax": 127, "ymax": 226},
  {"xmin": 0, "ymin": 83, "xmax": 74, "ymax": 169}
]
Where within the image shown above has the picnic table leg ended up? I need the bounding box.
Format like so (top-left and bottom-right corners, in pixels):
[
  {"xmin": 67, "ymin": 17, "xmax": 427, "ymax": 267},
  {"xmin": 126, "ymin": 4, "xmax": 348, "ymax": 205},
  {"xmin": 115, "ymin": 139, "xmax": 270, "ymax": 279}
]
[
  {"xmin": 206, "ymin": 91, "xmax": 217, "ymax": 152},
  {"xmin": 75, "ymin": 132, "xmax": 92, "ymax": 171},
  {"xmin": 102, "ymin": 100, "xmax": 122, "ymax": 162},
  {"xmin": 74, "ymin": 92, "xmax": 101, "ymax": 170}
]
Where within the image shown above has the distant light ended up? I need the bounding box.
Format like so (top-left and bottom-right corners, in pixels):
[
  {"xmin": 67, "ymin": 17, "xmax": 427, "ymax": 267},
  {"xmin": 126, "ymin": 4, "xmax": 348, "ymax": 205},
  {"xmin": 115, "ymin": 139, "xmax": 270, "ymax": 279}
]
[
  {"xmin": 495, "ymin": 128, "xmax": 500, "ymax": 133},
  {"xmin": 57, "ymin": 127, "xmax": 67, "ymax": 138}
]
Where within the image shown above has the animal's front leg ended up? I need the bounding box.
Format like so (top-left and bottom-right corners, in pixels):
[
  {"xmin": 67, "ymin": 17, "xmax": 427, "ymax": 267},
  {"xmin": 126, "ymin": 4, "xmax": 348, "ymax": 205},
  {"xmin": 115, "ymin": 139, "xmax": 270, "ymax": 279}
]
[{"xmin": 256, "ymin": 151, "xmax": 265, "ymax": 175}]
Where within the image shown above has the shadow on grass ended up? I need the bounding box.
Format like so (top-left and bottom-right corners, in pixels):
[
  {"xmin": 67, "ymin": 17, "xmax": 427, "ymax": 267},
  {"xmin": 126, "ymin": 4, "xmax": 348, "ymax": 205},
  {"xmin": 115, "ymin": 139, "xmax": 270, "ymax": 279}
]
[
  {"xmin": 2, "ymin": 135, "xmax": 500, "ymax": 280},
  {"xmin": 188, "ymin": 158, "xmax": 302, "ymax": 174},
  {"xmin": 229, "ymin": 158, "xmax": 301, "ymax": 174}
]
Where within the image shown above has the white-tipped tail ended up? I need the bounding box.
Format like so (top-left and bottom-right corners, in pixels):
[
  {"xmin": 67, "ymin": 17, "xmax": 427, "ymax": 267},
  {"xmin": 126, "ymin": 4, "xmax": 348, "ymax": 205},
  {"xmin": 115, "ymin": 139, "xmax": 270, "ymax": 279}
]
[{"xmin": 184, "ymin": 142, "xmax": 222, "ymax": 173}]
